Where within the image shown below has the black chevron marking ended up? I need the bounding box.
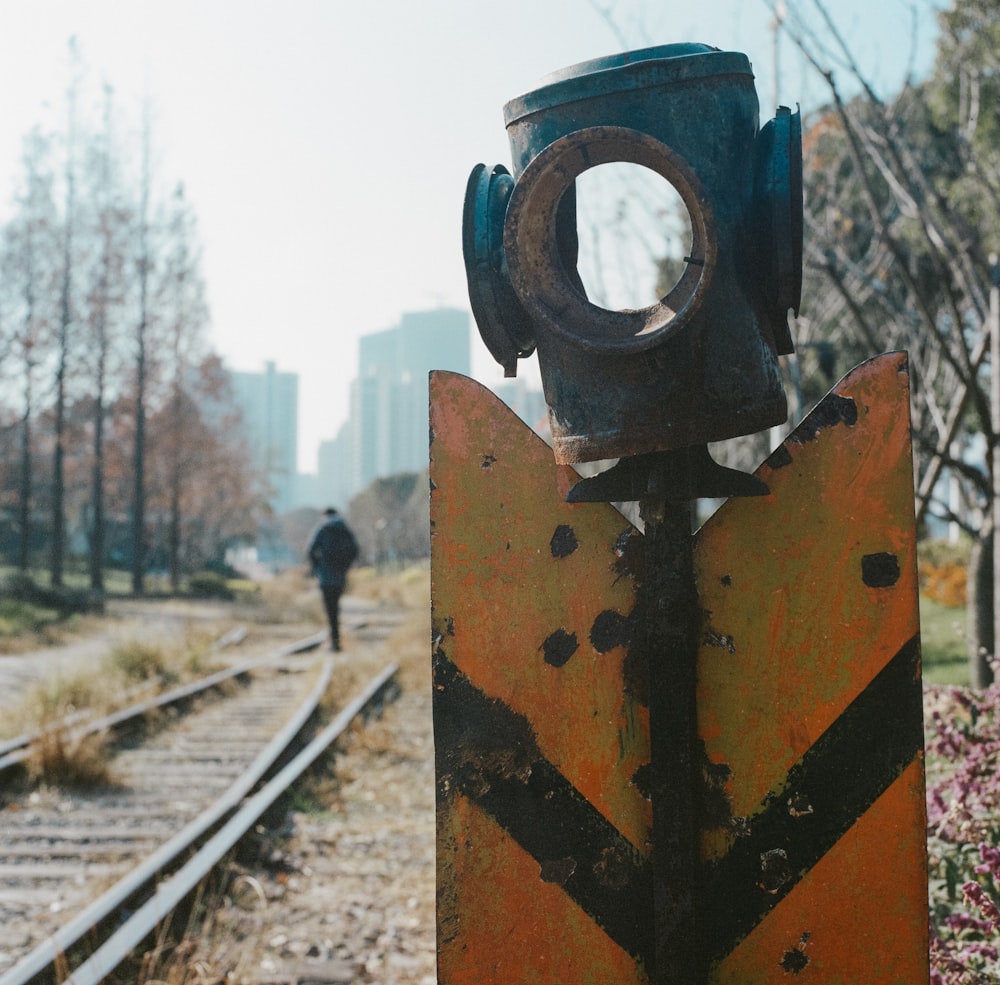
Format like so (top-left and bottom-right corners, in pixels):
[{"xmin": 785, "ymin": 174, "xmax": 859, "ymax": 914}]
[
  {"xmin": 432, "ymin": 649, "xmax": 654, "ymax": 969},
  {"xmin": 434, "ymin": 635, "xmax": 922, "ymax": 973},
  {"xmin": 701, "ymin": 634, "xmax": 924, "ymax": 964}
]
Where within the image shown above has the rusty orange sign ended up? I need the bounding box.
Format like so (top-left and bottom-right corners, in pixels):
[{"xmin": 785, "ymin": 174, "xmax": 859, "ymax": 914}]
[{"xmin": 430, "ymin": 352, "xmax": 927, "ymax": 984}]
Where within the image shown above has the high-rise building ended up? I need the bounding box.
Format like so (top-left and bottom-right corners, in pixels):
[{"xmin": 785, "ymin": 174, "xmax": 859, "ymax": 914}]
[
  {"xmin": 310, "ymin": 307, "xmax": 547, "ymax": 510},
  {"xmin": 228, "ymin": 361, "xmax": 299, "ymax": 515},
  {"xmin": 347, "ymin": 308, "xmax": 471, "ymax": 493},
  {"xmin": 316, "ymin": 421, "xmax": 354, "ymax": 511}
]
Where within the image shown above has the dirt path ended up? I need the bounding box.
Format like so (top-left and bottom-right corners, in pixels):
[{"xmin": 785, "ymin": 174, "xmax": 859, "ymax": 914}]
[{"xmin": 0, "ymin": 598, "xmax": 270, "ymax": 719}]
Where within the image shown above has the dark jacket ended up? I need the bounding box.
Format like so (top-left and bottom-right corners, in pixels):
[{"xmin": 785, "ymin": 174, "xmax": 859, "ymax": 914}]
[{"xmin": 307, "ymin": 516, "xmax": 359, "ymax": 590}]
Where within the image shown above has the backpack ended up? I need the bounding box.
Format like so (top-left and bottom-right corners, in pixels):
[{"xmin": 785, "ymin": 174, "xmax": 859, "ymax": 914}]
[{"xmin": 316, "ymin": 519, "xmax": 358, "ymax": 569}]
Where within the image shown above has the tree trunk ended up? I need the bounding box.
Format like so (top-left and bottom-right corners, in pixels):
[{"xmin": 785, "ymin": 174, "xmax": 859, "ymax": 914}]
[
  {"xmin": 131, "ymin": 325, "xmax": 146, "ymax": 595},
  {"xmin": 131, "ymin": 116, "xmax": 151, "ymax": 597},
  {"xmin": 51, "ymin": 39, "xmax": 79, "ymax": 590},
  {"xmin": 51, "ymin": 353, "xmax": 66, "ymax": 588},
  {"xmin": 967, "ymin": 524, "xmax": 994, "ymax": 689},
  {"xmin": 17, "ymin": 412, "xmax": 31, "ymax": 573},
  {"xmin": 169, "ymin": 443, "xmax": 181, "ymax": 592},
  {"xmin": 90, "ymin": 378, "xmax": 106, "ymax": 594}
]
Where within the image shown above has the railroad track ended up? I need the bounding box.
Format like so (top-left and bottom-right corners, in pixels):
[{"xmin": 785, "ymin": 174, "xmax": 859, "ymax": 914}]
[{"xmin": 0, "ymin": 624, "xmax": 400, "ymax": 985}]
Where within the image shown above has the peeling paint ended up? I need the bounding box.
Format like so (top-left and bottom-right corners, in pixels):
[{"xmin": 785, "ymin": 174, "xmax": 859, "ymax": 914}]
[
  {"xmin": 758, "ymin": 848, "xmax": 792, "ymax": 895},
  {"xmin": 550, "ymin": 524, "xmax": 580, "ymax": 558},
  {"xmin": 703, "ymin": 630, "xmax": 736, "ymax": 653},
  {"xmin": 779, "ymin": 932, "xmax": 811, "ymax": 974},
  {"xmin": 540, "ymin": 857, "xmax": 578, "ymax": 885},
  {"xmin": 788, "ymin": 393, "xmax": 857, "ymax": 442}
]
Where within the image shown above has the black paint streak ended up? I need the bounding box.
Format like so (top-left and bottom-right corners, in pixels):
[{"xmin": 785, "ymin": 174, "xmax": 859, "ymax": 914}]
[
  {"xmin": 541, "ymin": 628, "xmax": 579, "ymax": 668},
  {"xmin": 789, "ymin": 393, "xmax": 858, "ymax": 443},
  {"xmin": 590, "ymin": 609, "xmax": 633, "ymax": 653},
  {"xmin": 432, "ymin": 647, "xmax": 540, "ymax": 799},
  {"xmin": 432, "ymin": 652, "xmax": 654, "ymax": 968},
  {"xmin": 701, "ymin": 635, "xmax": 924, "ymax": 965},
  {"xmin": 550, "ymin": 524, "xmax": 580, "ymax": 558},
  {"xmin": 862, "ymin": 552, "xmax": 901, "ymax": 588},
  {"xmin": 631, "ymin": 499, "xmax": 702, "ymax": 984}
]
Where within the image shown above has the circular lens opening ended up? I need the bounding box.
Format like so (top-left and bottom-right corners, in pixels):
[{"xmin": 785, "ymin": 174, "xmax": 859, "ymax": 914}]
[{"xmin": 573, "ymin": 162, "xmax": 695, "ymax": 312}]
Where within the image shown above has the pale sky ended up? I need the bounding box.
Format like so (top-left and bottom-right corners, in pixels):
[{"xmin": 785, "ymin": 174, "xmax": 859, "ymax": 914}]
[{"xmin": 0, "ymin": 0, "xmax": 942, "ymax": 472}]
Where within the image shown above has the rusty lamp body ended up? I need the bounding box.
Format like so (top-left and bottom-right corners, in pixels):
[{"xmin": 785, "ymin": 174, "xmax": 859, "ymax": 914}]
[{"xmin": 464, "ymin": 43, "xmax": 802, "ymax": 466}]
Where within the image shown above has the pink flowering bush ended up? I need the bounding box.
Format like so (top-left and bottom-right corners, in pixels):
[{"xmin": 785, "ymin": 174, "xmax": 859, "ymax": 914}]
[{"xmin": 927, "ymin": 679, "xmax": 1000, "ymax": 982}]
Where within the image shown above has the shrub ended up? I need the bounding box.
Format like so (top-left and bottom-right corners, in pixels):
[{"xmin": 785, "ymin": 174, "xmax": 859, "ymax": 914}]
[
  {"xmin": 2, "ymin": 573, "xmax": 101, "ymax": 616},
  {"xmin": 0, "ymin": 597, "xmax": 60, "ymax": 635},
  {"xmin": 927, "ymin": 679, "xmax": 1000, "ymax": 980},
  {"xmin": 921, "ymin": 560, "xmax": 969, "ymax": 608},
  {"xmin": 187, "ymin": 571, "xmax": 234, "ymax": 600},
  {"xmin": 109, "ymin": 640, "xmax": 172, "ymax": 683}
]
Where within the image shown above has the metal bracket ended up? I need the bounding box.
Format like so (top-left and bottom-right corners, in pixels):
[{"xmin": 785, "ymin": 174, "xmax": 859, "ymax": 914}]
[{"xmin": 565, "ymin": 444, "xmax": 769, "ymax": 503}]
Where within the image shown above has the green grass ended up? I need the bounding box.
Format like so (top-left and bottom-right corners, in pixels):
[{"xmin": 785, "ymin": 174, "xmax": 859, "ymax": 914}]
[
  {"xmin": 920, "ymin": 595, "xmax": 969, "ymax": 686},
  {"xmin": 0, "ymin": 564, "xmax": 132, "ymax": 595},
  {"xmin": 0, "ymin": 598, "xmax": 61, "ymax": 634}
]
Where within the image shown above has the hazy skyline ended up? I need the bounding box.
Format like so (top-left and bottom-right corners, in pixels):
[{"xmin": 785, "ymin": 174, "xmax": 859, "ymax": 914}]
[{"xmin": 0, "ymin": 0, "xmax": 942, "ymax": 472}]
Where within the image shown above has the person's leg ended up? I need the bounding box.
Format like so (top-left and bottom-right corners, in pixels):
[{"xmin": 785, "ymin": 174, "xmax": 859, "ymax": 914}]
[{"xmin": 320, "ymin": 585, "xmax": 343, "ymax": 650}]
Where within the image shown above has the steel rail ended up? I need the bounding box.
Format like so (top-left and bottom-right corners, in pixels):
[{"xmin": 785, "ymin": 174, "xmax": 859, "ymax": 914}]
[
  {"xmin": 0, "ymin": 629, "xmax": 324, "ymax": 772},
  {"xmin": 65, "ymin": 662, "xmax": 399, "ymax": 985},
  {"xmin": 0, "ymin": 652, "xmax": 342, "ymax": 985}
]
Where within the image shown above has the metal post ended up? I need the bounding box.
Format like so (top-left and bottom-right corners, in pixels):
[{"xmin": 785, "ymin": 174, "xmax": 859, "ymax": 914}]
[{"xmin": 638, "ymin": 469, "xmax": 703, "ymax": 985}]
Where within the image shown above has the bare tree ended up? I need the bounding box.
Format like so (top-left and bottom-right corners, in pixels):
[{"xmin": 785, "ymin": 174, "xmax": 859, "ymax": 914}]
[
  {"xmin": 159, "ymin": 183, "xmax": 209, "ymax": 589},
  {"xmin": 0, "ymin": 128, "xmax": 60, "ymax": 573},
  {"xmin": 129, "ymin": 109, "xmax": 154, "ymax": 595},
  {"xmin": 49, "ymin": 38, "xmax": 85, "ymax": 588},
  {"xmin": 779, "ymin": 0, "xmax": 1000, "ymax": 682}
]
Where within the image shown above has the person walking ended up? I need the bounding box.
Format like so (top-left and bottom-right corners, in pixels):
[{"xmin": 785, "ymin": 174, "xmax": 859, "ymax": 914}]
[{"xmin": 307, "ymin": 508, "xmax": 359, "ymax": 651}]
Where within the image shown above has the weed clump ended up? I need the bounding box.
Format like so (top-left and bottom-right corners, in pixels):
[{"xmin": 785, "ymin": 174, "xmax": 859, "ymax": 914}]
[
  {"xmin": 109, "ymin": 640, "xmax": 175, "ymax": 684},
  {"xmin": 25, "ymin": 728, "xmax": 112, "ymax": 788},
  {"xmin": 187, "ymin": 571, "xmax": 235, "ymax": 600}
]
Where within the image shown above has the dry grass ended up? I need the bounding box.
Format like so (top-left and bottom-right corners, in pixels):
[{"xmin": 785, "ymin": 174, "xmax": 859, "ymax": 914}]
[
  {"xmin": 381, "ymin": 566, "xmax": 431, "ymax": 695},
  {"xmin": 321, "ymin": 564, "xmax": 431, "ymax": 708},
  {"xmin": 0, "ymin": 609, "xmax": 103, "ymax": 655},
  {"xmin": 9, "ymin": 628, "xmax": 231, "ymax": 787},
  {"xmin": 247, "ymin": 568, "xmax": 322, "ymax": 626},
  {"xmin": 349, "ymin": 562, "xmax": 429, "ymax": 611},
  {"xmin": 24, "ymin": 727, "xmax": 113, "ymax": 787}
]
